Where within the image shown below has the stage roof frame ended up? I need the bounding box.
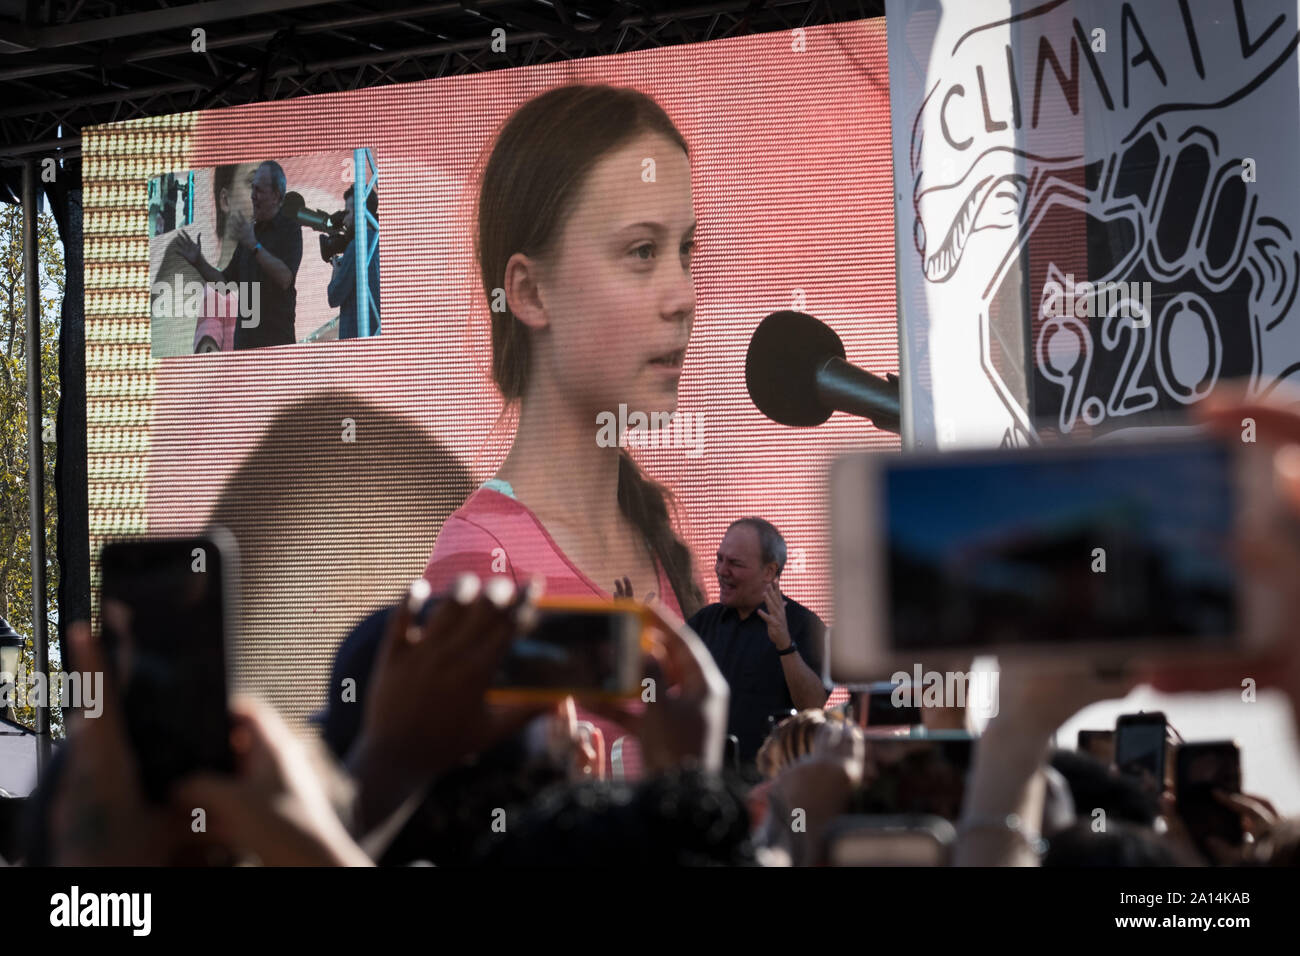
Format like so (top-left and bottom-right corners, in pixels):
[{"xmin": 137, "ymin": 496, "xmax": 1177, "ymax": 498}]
[{"xmin": 0, "ymin": 0, "xmax": 886, "ymax": 179}]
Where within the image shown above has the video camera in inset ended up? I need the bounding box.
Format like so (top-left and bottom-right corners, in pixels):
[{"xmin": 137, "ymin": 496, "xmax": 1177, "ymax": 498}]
[{"xmin": 282, "ymin": 191, "xmax": 353, "ymax": 262}]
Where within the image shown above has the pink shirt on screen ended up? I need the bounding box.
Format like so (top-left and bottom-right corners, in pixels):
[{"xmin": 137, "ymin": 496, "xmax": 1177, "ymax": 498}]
[{"xmin": 422, "ymin": 483, "xmax": 681, "ymax": 782}]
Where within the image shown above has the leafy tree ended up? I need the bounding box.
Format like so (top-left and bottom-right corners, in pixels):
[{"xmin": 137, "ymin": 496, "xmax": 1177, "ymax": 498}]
[{"xmin": 0, "ymin": 199, "xmax": 63, "ymax": 737}]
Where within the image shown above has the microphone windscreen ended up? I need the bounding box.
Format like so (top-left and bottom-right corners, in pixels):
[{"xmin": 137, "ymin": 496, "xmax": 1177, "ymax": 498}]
[
  {"xmin": 282, "ymin": 192, "xmax": 305, "ymax": 215},
  {"xmin": 745, "ymin": 311, "xmax": 845, "ymax": 426}
]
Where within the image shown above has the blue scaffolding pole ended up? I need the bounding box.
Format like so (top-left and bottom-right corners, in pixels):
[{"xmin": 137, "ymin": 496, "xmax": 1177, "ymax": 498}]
[{"xmin": 352, "ymin": 148, "xmax": 379, "ymax": 338}]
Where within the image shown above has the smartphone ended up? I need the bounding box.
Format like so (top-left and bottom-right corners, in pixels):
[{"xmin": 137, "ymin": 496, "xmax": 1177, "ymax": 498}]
[
  {"xmin": 831, "ymin": 432, "xmax": 1282, "ymax": 681},
  {"xmin": 1114, "ymin": 712, "xmax": 1170, "ymax": 793},
  {"xmin": 98, "ymin": 532, "xmax": 236, "ymax": 803},
  {"xmin": 823, "ymin": 815, "xmax": 956, "ymax": 866},
  {"xmin": 1175, "ymin": 741, "xmax": 1243, "ymax": 856},
  {"xmin": 854, "ymin": 736, "xmax": 974, "ymax": 820},
  {"xmin": 1077, "ymin": 729, "xmax": 1116, "ymax": 766},
  {"xmin": 487, "ymin": 596, "xmax": 650, "ymax": 703}
]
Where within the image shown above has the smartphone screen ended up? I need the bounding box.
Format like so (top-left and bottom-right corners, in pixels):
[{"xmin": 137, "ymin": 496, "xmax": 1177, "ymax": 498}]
[
  {"xmin": 491, "ymin": 607, "xmax": 641, "ymax": 695},
  {"xmin": 1176, "ymin": 742, "xmax": 1243, "ymax": 854},
  {"xmin": 881, "ymin": 438, "xmax": 1237, "ymax": 649},
  {"xmin": 99, "ymin": 536, "xmax": 233, "ymax": 802},
  {"xmin": 1115, "ymin": 714, "xmax": 1168, "ymax": 790}
]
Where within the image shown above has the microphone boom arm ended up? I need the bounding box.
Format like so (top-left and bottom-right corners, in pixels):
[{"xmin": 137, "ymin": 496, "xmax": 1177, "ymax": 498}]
[{"xmin": 816, "ymin": 357, "xmax": 901, "ymax": 433}]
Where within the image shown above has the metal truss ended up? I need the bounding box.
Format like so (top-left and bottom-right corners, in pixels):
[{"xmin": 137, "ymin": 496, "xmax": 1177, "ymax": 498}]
[{"xmin": 0, "ymin": 0, "xmax": 886, "ymax": 172}]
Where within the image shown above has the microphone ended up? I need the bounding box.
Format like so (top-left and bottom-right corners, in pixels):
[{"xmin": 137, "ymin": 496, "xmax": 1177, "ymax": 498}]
[
  {"xmin": 745, "ymin": 310, "xmax": 901, "ymax": 433},
  {"xmin": 282, "ymin": 191, "xmax": 333, "ymax": 232}
]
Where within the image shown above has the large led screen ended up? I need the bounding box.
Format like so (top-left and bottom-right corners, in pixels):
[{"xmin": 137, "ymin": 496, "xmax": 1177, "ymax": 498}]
[{"xmin": 81, "ymin": 20, "xmax": 899, "ymax": 772}]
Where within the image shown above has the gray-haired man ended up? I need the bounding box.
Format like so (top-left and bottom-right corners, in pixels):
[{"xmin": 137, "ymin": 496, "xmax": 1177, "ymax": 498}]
[{"xmin": 687, "ymin": 517, "xmax": 829, "ymax": 772}]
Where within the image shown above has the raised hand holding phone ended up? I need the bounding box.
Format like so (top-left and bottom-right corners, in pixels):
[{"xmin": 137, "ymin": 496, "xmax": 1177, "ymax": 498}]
[
  {"xmin": 51, "ymin": 622, "xmax": 190, "ymax": 866},
  {"xmin": 955, "ymin": 662, "xmax": 1138, "ymax": 867},
  {"xmin": 348, "ymin": 573, "xmax": 547, "ymax": 835},
  {"xmin": 175, "ymin": 697, "xmax": 372, "ymax": 867},
  {"xmin": 1142, "ymin": 387, "xmax": 1300, "ymax": 727},
  {"xmin": 586, "ymin": 597, "xmax": 729, "ymax": 776},
  {"xmin": 97, "ymin": 534, "xmax": 236, "ymax": 803}
]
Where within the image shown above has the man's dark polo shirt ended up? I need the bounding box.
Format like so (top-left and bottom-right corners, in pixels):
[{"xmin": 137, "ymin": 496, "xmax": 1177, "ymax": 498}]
[
  {"xmin": 222, "ymin": 207, "xmax": 303, "ymax": 350},
  {"xmin": 688, "ymin": 596, "xmax": 827, "ymax": 766}
]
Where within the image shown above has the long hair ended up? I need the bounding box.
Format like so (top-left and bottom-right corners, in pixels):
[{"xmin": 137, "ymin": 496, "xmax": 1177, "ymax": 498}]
[
  {"xmin": 756, "ymin": 710, "xmax": 830, "ymax": 780},
  {"xmin": 212, "ymin": 164, "xmax": 236, "ymax": 238},
  {"xmin": 476, "ymin": 83, "xmax": 704, "ymax": 617}
]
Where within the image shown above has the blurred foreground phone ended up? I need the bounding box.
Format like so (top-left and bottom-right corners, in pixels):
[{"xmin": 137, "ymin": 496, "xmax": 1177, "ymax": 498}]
[
  {"xmin": 823, "ymin": 815, "xmax": 955, "ymax": 866},
  {"xmin": 1077, "ymin": 729, "xmax": 1116, "ymax": 766},
  {"xmin": 1115, "ymin": 712, "xmax": 1170, "ymax": 792},
  {"xmin": 1175, "ymin": 741, "xmax": 1243, "ymax": 857},
  {"xmin": 98, "ymin": 532, "xmax": 236, "ymax": 803},
  {"xmin": 862, "ymin": 681, "xmax": 923, "ymax": 727},
  {"xmin": 831, "ymin": 433, "xmax": 1282, "ymax": 681},
  {"xmin": 487, "ymin": 596, "xmax": 650, "ymax": 703},
  {"xmin": 854, "ymin": 736, "xmax": 974, "ymax": 820}
]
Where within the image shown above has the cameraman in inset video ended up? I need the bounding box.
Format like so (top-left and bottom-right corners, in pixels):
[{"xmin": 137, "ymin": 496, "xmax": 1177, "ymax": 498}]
[{"xmin": 327, "ymin": 184, "xmax": 381, "ymax": 339}]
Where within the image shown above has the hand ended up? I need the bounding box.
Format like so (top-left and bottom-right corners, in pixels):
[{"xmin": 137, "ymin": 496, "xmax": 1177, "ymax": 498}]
[
  {"xmin": 588, "ymin": 598, "xmax": 729, "ymax": 775},
  {"xmin": 1217, "ymin": 789, "xmax": 1281, "ymax": 838},
  {"xmin": 1141, "ymin": 386, "xmax": 1300, "ymax": 726},
  {"xmin": 574, "ymin": 721, "xmax": 604, "ymax": 780},
  {"xmin": 765, "ymin": 756, "xmax": 858, "ymax": 866},
  {"xmin": 1206, "ymin": 790, "xmax": 1281, "ymax": 865},
  {"xmin": 755, "ymin": 582, "xmax": 792, "ymax": 650},
  {"xmin": 50, "ymin": 622, "xmax": 191, "ymax": 865},
  {"xmin": 1158, "ymin": 789, "xmax": 1279, "ymax": 865},
  {"xmin": 345, "ymin": 574, "xmax": 549, "ymax": 839},
  {"xmin": 174, "ymin": 697, "xmax": 372, "ymax": 866},
  {"xmin": 1155, "ymin": 791, "xmax": 1210, "ymax": 864},
  {"xmin": 173, "ymin": 229, "xmax": 203, "ymax": 266},
  {"xmin": 546, "ymin": 696, "xmax": 604, "ymax": 781},
  {"xmin": 613, "ymin": 575, "xmax": 655, "ymax": 604},
  {"xmin": 357, "ymin": 574, "xmax": 545, "ymax": 778},
  {"xmin": 1245, "ymin": 805, "xmax": 1299, "ymax": 865},
  {"xmin": 991, "ymin": 660, "xmax": 1138, "ymax": 740},
  {"xmin": 955, "ymin": 662, "xmax": 1138, "ymax": 867},
  {"xmin": 230, "ymin": 210, "xmax": 257, "ymax": 248}
]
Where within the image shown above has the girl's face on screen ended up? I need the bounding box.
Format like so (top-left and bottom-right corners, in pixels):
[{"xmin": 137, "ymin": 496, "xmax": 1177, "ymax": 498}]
[
  {"xmin": 537, "ymin": 131, "xmax": 696, "ymax": 419},
  {"xmin": 220, "ymin": 164, "xmax": 258, "ymax": 240}
]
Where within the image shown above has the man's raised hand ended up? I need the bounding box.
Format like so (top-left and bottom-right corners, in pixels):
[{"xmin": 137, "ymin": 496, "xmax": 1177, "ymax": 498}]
[{"xmin": 756, "ymin": 581, "xmax": 792, "ymax": 650}]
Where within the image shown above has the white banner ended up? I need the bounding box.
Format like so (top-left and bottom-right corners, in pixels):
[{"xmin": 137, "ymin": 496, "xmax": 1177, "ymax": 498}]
[{"xmin": 890, "ymin": 0, "xmax": 1300, "ymax": 447}]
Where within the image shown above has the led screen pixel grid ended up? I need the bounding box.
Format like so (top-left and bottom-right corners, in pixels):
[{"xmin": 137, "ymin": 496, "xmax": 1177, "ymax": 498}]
[{"xmin": 82, "ymin": 19, "xmax": 899, "ymax": 730}]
